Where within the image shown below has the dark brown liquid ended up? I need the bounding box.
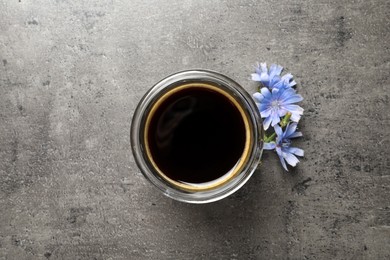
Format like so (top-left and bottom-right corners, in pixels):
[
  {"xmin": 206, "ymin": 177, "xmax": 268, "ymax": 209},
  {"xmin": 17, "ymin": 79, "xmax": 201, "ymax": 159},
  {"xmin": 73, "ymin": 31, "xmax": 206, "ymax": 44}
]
[{"xmin": 147, "ymin": 86, "xmax": 246, "ymax": 184}]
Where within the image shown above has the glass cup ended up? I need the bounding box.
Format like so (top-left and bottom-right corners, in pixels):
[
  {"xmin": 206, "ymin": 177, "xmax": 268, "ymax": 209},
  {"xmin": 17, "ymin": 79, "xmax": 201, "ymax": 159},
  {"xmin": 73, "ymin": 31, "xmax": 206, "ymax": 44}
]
[{"xmin": 131, "ymin": 70, "xmax": 264, "ymax": 203}]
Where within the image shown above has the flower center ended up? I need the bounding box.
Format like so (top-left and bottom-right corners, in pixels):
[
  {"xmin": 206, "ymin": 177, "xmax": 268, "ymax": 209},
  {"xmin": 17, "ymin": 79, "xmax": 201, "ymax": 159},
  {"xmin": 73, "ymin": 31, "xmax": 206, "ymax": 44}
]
[{"xmin": 271, "ymin": 100, "xmax": 280, "ymax": 108}]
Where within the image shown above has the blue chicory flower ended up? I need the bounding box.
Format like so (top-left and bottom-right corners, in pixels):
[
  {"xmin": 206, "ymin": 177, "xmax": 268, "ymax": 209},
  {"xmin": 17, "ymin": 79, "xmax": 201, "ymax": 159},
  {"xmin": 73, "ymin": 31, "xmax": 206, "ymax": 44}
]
[
  {"xmin": 253, "ymin": 83, "xmax": 304, "ymax": 130},
  {"xmin": 251, "ymin": 63, "xmax": 296, "ymax": 89},
  {"xmin": 264, "ymin": 123, "xmax": 304, "ymax": 171}
]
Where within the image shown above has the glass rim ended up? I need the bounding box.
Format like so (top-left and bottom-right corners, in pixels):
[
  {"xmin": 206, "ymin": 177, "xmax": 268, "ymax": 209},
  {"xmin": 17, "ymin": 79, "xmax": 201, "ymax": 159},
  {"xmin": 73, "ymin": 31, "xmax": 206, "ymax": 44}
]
[{"xmin": 131, "ymin": 69, "xmax": 264, "ymax": 203}]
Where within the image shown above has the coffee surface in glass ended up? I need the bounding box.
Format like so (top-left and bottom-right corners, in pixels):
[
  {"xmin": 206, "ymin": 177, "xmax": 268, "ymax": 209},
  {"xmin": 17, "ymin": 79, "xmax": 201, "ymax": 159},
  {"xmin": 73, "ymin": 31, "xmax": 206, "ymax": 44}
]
[{"xmin": 144, "ymin": 83, "xmax": 250, "ymax": 188}]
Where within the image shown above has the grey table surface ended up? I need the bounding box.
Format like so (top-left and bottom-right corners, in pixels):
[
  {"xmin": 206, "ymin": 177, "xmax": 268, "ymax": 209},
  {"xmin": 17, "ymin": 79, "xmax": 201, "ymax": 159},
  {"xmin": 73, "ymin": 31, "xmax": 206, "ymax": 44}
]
[{"xmin": 1, "ymin": 0, "xmax": 389, "ymax": 259}]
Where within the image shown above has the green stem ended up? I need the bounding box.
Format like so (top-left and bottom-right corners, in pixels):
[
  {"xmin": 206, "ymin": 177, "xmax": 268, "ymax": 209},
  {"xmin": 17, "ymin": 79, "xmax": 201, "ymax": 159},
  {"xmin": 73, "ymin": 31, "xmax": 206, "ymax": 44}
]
[
  {"xmin": 280, "ymin": 112, "xmax": 292, "ymax": 127},
  {"xmin": 264, "ymin": 132, "xmax": 276, "ymax": 142},
  {"xmin": 264, "ymin": 112, "xmax": 292, "ymax": 143}
]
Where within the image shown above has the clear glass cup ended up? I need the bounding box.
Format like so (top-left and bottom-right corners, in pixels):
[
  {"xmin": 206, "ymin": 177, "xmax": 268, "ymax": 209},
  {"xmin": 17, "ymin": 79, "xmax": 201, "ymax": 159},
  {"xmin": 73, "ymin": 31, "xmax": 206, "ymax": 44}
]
[{"xmin": 131, "ymin": 70, "xmax": 264, "ymax": 203}]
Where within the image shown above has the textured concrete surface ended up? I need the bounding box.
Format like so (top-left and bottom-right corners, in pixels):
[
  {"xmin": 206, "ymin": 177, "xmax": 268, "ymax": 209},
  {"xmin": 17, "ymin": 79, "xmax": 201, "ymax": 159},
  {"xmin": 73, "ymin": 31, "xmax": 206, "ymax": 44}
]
[{"xmin": 1, "ymin": 0, "xmax": 389, "ymax": 259}]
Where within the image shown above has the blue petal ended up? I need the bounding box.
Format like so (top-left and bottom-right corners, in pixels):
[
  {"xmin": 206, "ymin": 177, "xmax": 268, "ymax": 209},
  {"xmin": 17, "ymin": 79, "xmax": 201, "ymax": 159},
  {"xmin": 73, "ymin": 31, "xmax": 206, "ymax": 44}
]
[
  {"xmin": 283, "ymin": 94, "xmax": 303, "ymax": 104},
  {"xmin": 281, "ymin": 73, "xmax": 293, "ymax": 82},
  {"xmin": 251, "ymin": 73, "xmax": 261, "ymax": 81},
  {"xmin": 277, "ymin": 108, "xmax": 287, "ymax": 117},
  {"xmin": 260, "ymin": 73, "xmax": 270, "ymax": 86},
  {"xmin": 260, "ymin": 87, "xmax": 271, "ymax": 98},
  {"xmin": 261, "ymin": 95, "xmax": 272, "ymax": 104},
  {"xmin": 285, "ymin": 123, "xmax": 298, "ymax": 138},
  {"xmin": 253, "ymin": 92, "xmax": 263, "ymax": 102},
  {"xmin": 271, "ymin": 111, "xmax": 281, "ymax": 126},
  {"xmin": 281, "ymin": 74, "xmax": 297, "ymax": 88},
  {"xmin": 269, "ymin": 75, "xmax": 281, "ymax": 87},
  {"xmin": 259, "ymin": 102, "xmax": 271, "ymax": 111},
  {"xmin": 278, "ymin": 88, "xmax": 296, "ymax": 102},
  {"xmin": 289, "ymin": 131, "xmax": 303, "ymax": 138},
  {"xmin": 261, "ymin": 107, "xmax": 272, "ymax": 118},
  {"xmin": 282, "ymin": 151, "xmax": 299, "ymax": 167},
  {"xmin": 263, "ymin": 116, "xmax": 272, "ymax": 130},
  {"xmin": 269, "ymin": 64, "xmax": 283, "ymax": 78},
  {"xmin": 273, "ymin": 79, "xmax": 288, "ymax": 90},
  {"xmin": 273, "ymin": 87, "xmax": 286, "ymax": 100},
  {"xmin": 288, "ymin": 80, "xmax": 297, "ymax": 88},
  {"xmin": 283, "ymin": 104, "xmax": 304, "ymax": 114},
  {"xmin": 260, "ymin": 63, "xmax": 268, "ymax": 73},
  {"xmin": 271, "ymin": 87, "xmax": 280, "ymax": 97},
  {"xmin": 274, "ymin": 124, "xmax": 283, "ymax": 137},
  {"xmin": 275, "ymin": 135, "xmax": 283, "ymax": 146},
  {"xmin": 286, "ymin": 147, "xmax": 304, "ymax": 157},
  {"xmin": 290, "ymin": 113, "xmax": 301, "ymax": 122},
  {"xmin": 264, "ymin": 142, "xmax": 276, "ymax": 150},
  {"xmin": 256, "ymin": 103, "xmax": 262, "ymax": 112},
  {"xmin": 276, "ymin": 147, "xmax": 288, "ymax": 171}
]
